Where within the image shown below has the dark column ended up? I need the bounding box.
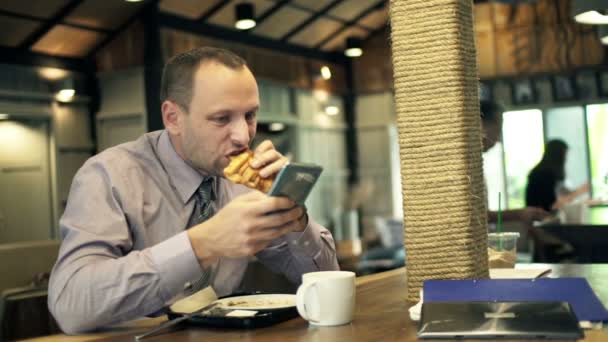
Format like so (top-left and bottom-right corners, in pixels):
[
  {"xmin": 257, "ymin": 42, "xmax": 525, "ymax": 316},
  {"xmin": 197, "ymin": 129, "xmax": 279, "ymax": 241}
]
[
  {"xmin": 343, "ymin": 59, "xmax": 359, "ymax": 185},
  {"xmin": 143, "ymin": 1, "xmax": 163, "ymax": 132}
]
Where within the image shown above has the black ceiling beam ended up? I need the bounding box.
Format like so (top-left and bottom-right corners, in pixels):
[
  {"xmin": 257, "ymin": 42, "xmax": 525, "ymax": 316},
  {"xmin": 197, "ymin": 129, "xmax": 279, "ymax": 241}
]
[
  {"xmin": 0, "ymin": 9, "xmax": 111, "ymax": 34},
  {"xmin": 18, "ymin": 0, "xmax": 85, "ymax": 49},
  {"xmin": 286, "ymin": 1, "xmax": 373, "ymax": 32},
  {"xmin": 280, "ymin": 0, "xmax": 344, "ymax": 42},
  {"xmin": 87, "ymin": 1, "xmax": 157, "ymax": 59},
  {"xmin": 159, "ymin": 12, "xmax": 347, "ymax": 64},
  {"xmin": 0, "ymin": 46, "xmax": 94, "ymax": 73},
  {"xmin": 198, "ymin": 0, "xmax": 231, "ymax": 22},
  {"xmin": 315, "ymin": 0, "xmax": 386, "ymax": 50},
  {"xmin": 252, "ymin": 0, "xmax": 291, "ymax": 28}
]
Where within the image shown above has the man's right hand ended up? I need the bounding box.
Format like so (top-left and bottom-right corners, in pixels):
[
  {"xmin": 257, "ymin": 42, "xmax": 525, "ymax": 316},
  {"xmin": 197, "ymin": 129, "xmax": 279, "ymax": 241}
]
[{"xmin": 187, "ymin": 191, "xmax": 305, "ymax": 268}]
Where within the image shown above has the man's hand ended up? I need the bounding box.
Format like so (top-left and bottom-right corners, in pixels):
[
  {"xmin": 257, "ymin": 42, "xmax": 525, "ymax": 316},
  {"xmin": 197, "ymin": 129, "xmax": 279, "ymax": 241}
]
[
  {"xmin": 250, "ymin": 139, "xmax": 309, "ymax": 232},
  {"xmin": 187, "ymin": 191, "xmax": 305, "ymax": 267},
  {"xmin": 249, "ymin": 140, "xmax": 289, "ymax": 178}
]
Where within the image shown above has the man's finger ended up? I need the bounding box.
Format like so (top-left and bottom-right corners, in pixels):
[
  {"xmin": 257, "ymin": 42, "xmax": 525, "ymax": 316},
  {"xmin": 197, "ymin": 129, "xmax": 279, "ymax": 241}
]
[
  {"xmin": 246, "ymin": 196, "xmax": 295, "ymax": 216},
  {"xmin": 259, "ymin": 156, "xmax": 288, "ymax": 178},
  {"xmin": 253, "ymin": 140, "xmax": 274, "ymax": 154},
  {"xmin": 252, "ymin": 223, "xmax": 295, "ymax": 244},
  {"xmin": 256, "ymin": 206, "xmax": 303, "ymax": 228}
]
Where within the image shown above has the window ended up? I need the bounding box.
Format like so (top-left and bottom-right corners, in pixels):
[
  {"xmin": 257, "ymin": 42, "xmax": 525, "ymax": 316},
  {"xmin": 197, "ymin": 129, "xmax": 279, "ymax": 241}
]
[
  {"xmin": 586, "ymin": 104, "xmax": 608, "ymax": 200},
  {"xmin": 483, "ymin": 142, "xmax": 506, "ymax": 211},
  {"xmin": 501, "ymin": 109, "xmax": 544, "ymax": 209}
]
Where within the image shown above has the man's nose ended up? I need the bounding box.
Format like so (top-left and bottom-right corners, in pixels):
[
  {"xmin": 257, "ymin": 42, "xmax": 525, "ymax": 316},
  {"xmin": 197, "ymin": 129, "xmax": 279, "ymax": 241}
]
[{"xmin": 230, "ymin": 118, "xmax": 250, "ymax": 146}]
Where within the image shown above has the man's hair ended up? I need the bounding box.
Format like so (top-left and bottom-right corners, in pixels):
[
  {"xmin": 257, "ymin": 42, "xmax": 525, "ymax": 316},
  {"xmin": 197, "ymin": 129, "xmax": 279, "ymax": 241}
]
[
  {"xmin": 160, "ymin": 47, "xmax": 247, "ymax": 110},
  {"xmin": 479, "ymin": 100, "xmax": 504, "ymax": 124}
]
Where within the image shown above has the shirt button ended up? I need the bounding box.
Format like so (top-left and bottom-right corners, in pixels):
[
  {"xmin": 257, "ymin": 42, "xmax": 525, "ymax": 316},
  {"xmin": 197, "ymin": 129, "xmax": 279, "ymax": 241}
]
[
  {"xmin": 304, "ymin": 241, "xmax": 310, "ymax": 246},
  {"xmin": 184, "ymin": 282, "xmax": 193, "ymax": 291}
]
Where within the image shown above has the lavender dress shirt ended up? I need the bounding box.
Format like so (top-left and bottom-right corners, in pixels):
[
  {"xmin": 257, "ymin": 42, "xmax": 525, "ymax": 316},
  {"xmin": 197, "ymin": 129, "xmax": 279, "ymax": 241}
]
[{"xmin": 48, "ymin": 130, "xmax": 339, "ymax": 333}]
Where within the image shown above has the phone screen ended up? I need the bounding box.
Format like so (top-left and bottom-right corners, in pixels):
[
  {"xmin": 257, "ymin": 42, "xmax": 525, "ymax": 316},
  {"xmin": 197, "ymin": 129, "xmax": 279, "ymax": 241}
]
[{"xmin": 267, "ymin": 163, "xmax": 323, "ymax": 205}]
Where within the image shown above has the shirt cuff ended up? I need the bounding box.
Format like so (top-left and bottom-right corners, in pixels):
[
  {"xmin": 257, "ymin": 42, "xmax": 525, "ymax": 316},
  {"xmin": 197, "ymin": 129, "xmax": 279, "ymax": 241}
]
[
  {"xmin": 285, "ymin": 220, "xmax": 323, "ymax": 258},
  {"xmin": 149, "ymin": 231, "xmax": 203, "ymax": 303}
]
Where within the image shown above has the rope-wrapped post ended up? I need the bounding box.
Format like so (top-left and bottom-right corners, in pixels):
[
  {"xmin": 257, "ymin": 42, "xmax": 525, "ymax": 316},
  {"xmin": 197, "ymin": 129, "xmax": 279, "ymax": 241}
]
[{"xmin": 389, "ymin": 0, "xmax": 489, "ymax": 302}]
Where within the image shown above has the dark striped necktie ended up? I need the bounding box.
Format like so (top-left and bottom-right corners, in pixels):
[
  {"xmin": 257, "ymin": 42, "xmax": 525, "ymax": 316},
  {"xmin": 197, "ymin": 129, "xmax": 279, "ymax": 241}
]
[
  {"xmin": 189, "ymin": 176, "xmax": 216, "ymax": 294},
  {"xmin": 195, "ymin": 177, "xmax": 216, "ymax": 223}
]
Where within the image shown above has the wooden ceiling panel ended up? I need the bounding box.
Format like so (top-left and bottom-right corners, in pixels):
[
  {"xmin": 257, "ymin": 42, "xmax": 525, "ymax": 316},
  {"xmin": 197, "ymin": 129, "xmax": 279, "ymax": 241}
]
[
  {"xmin": 253, "ymin": 6, "xmax": 311, "ymax": 39},
  {"xmin": 0, "ymin": 15, "xmax": 40, "ymax": 47},
  {"xmin": 159, "ymin": 0, "xmax": 224, "ymax": 20},
  {"xmin": 208, "ymin": 0, "xmax": 276, "ymax": 29},
  {"xmin": 0, "ymin": 0, "xmax": 65, "ymax": 19},
  {"xmin": 358, "ymin": 4, "xmax": 388, "ymax": 30},
  {"xmin": 291, "ymin": 0, "xmax": 335, "ymax": 12},
  {"xmin": 31, "ymin": 25, "xmax": 104, "ymax": 57},
  {"xmin": 328, "ymin": 0, "xmax": 379, "ymax": 22},
  {"xmin": 65, "ymin": 0, "xmax": 145, "ymax": 30},
  {"xmin": 320, "ymin": 26, "xmax": 367, "ymax": 52},
  {"xmin": 289, "ymin": 17, "xmax": 342, "ymax": 47}
]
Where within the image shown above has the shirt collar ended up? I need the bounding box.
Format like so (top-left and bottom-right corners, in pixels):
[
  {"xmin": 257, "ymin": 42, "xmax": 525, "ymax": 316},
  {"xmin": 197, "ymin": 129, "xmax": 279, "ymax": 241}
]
[{"xmin": 157, "ymin": 130, "xmax": 216, "ymax": 204}]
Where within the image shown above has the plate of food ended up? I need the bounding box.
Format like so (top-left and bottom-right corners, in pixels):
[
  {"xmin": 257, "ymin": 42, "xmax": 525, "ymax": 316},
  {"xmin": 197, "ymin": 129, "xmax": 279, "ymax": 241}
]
[
  {"xmin": 214, "ymin": 294, "xmax": 295, "ymax": 310},
  {"xmin": 167, "ymin": 292, "xmax": 299, "ymax": 329}
]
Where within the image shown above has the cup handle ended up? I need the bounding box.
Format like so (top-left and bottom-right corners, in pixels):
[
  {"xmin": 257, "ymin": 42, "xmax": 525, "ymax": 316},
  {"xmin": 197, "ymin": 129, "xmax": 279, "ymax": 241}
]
[{"xmin": 296, "ymin": 281, "xmax": 320, "ymax": 324}]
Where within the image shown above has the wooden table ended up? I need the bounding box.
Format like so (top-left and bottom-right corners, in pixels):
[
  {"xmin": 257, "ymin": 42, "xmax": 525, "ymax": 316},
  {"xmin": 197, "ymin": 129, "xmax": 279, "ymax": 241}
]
[{"xmin": 28, "ymin": 264, "xmax": 608, "ymax": 342}]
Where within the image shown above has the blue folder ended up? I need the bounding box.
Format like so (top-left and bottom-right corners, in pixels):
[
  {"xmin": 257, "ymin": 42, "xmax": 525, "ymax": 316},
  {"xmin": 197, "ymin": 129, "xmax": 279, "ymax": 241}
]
[{"xmin": 423, "ymin": 278, "xmax": 608, "ymax": 322}]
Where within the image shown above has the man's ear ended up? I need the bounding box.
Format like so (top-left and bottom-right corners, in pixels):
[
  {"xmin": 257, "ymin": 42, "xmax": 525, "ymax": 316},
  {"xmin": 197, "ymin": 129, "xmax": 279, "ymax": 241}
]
[{"xmin": 162, "ymin": 100, "xmax": 181, "ymax": 135}]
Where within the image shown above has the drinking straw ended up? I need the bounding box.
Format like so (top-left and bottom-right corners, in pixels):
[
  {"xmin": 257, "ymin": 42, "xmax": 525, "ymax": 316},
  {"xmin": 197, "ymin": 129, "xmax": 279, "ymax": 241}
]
[{"xmin": 497, "ymin": 192, "xmax": 502, "ymax": 251}]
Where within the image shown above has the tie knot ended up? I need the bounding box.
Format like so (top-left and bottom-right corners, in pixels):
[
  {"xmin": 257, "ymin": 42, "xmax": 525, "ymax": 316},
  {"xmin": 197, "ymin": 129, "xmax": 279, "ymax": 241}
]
[{"xmin": 196, "ymin": 177, "xmax": 215, "ymax": 204}]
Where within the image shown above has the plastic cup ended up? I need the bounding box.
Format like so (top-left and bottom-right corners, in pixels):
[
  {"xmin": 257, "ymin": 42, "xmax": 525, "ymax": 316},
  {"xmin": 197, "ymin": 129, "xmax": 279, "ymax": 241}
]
[{"xmin": 487, "ymin": 232, "xmax": 520, "ymax": 268}]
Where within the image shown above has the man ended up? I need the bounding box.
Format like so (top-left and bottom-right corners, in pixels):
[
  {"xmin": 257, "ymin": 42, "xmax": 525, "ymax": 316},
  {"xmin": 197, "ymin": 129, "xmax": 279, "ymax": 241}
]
[
  {"xmin": 48, "ymin": 47, "xmax": 339, "ymax": 334},
  {"xmin": 480, "ymin": 100, "xmax": 549, "ymax": 223}
]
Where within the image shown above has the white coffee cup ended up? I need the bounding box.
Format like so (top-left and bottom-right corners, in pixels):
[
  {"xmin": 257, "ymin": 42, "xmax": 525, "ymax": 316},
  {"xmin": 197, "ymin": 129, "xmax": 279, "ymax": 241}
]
[{"xmin": 296, "ymin": 271, "xmax": 356, "ymax": 326}]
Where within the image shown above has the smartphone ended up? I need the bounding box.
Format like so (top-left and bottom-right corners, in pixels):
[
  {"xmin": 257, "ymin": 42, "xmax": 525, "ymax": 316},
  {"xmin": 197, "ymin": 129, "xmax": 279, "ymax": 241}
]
[{"xmin": 267, "ymin": 162, "xmax": 323, "ymax": 205}]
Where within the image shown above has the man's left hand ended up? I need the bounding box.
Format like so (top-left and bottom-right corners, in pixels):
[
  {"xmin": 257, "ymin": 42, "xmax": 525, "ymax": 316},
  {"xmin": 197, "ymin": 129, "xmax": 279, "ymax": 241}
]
[
  {"xmin": 249, "ymin": 140, "xmax": 288, "ymax": 178},
  {"xmin": 249, "ymin": 140, "xmax": 308, "ymax": 233}
]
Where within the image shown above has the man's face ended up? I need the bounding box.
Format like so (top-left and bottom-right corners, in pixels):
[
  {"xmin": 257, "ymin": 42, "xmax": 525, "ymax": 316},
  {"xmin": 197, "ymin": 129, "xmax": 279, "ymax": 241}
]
[
  {"xmin": 166, "ymin": 62, "xmax": 259, "ymax": 176},
  {"xmin": 482, "ymin": 114, "xmax": 503, "ymax": 152}
]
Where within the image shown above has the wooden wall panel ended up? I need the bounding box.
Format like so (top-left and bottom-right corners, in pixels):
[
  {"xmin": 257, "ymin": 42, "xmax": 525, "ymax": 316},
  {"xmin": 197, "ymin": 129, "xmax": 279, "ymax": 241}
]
[
  {"xmin": 476, "ymin": 29, "xmax": 496, "ymax": 77},
  {"xmin": 95, "ymin": 20, "xmax": 145, "ymax": 72},
  {"xmin": 353, "ymin": 0, "xmax": 606, "ymax": 91},
  {"xmin": 353, "ymin": 28, "xmax": 393, "ymax": 93},
  {"xmin": 159, "ymin": 28, "xmax": 347, "ymax": 93}
]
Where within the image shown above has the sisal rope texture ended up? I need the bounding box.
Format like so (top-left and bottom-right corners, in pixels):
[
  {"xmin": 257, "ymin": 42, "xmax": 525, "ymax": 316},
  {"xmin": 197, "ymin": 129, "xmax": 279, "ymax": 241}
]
[{"xmin": 388, "ymin": 0, "xmax": 489, "ymax": 302}]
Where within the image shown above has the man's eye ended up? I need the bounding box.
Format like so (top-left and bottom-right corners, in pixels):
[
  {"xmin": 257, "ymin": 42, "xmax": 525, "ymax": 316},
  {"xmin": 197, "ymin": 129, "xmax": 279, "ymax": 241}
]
[
  {"xmin": 245, "ymin": 112, "xmax": 256, "ymax": 122},
  {"xmin": 212, "ymin": 117, "xmax": 230, "ymax": 124}
]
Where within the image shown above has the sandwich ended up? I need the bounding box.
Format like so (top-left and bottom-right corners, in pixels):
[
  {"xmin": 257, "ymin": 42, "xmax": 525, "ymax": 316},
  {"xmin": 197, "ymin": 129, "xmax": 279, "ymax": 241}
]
[{"xmin": 223, "ymin": 150, "xmax": 274, "ymax": 192}]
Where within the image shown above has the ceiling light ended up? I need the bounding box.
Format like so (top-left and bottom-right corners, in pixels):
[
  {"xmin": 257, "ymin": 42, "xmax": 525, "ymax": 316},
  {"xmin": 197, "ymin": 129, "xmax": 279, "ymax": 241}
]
[
  {"xmin": 320, "ymin": 66, "xmax": 332, "ymax": 80},
  {"xmin": 324, "ymin": 105, "xmax": 340, "ymax": 116},
  {"xmin": 0, "ymin": 113, "xmax": 9, "ymax": 120},
  {"xmin": 345, "ymin": 37, "xmax": 363, "ymax": 58},
  {"xmin": 235, "ymin": 2, "xmax": 256, "ymax": 30},
  {"xmin": 37, "ymin": 67, "xmax": 68, "ymax": 81},
  {"xmin": 269, "ymin": 123, "xmax": 286, "ymax": 132},
  {"xmin": 572, "ymin": 0, "xmax": 608, "ymax": 24},
  {"xmin": 125, "ymin": 0, "xmax": 144, "ymax": 2},
  {"xmin": 56, "ymin": 78, "xmax": 75, "ymax": 102}
]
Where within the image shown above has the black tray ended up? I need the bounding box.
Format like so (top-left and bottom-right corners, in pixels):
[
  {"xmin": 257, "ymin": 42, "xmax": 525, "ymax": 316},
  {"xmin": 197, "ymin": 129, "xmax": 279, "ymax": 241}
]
[{"xmin": 167, "ymin": 292, "xmax": 299, "ymax": 329}]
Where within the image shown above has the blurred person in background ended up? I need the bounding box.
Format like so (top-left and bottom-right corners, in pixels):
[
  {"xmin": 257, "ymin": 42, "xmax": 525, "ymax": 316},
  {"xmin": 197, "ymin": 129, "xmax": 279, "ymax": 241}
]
[{"xmin": 525, "ymin": 139, "xmax": 590, "ymax": 212}]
